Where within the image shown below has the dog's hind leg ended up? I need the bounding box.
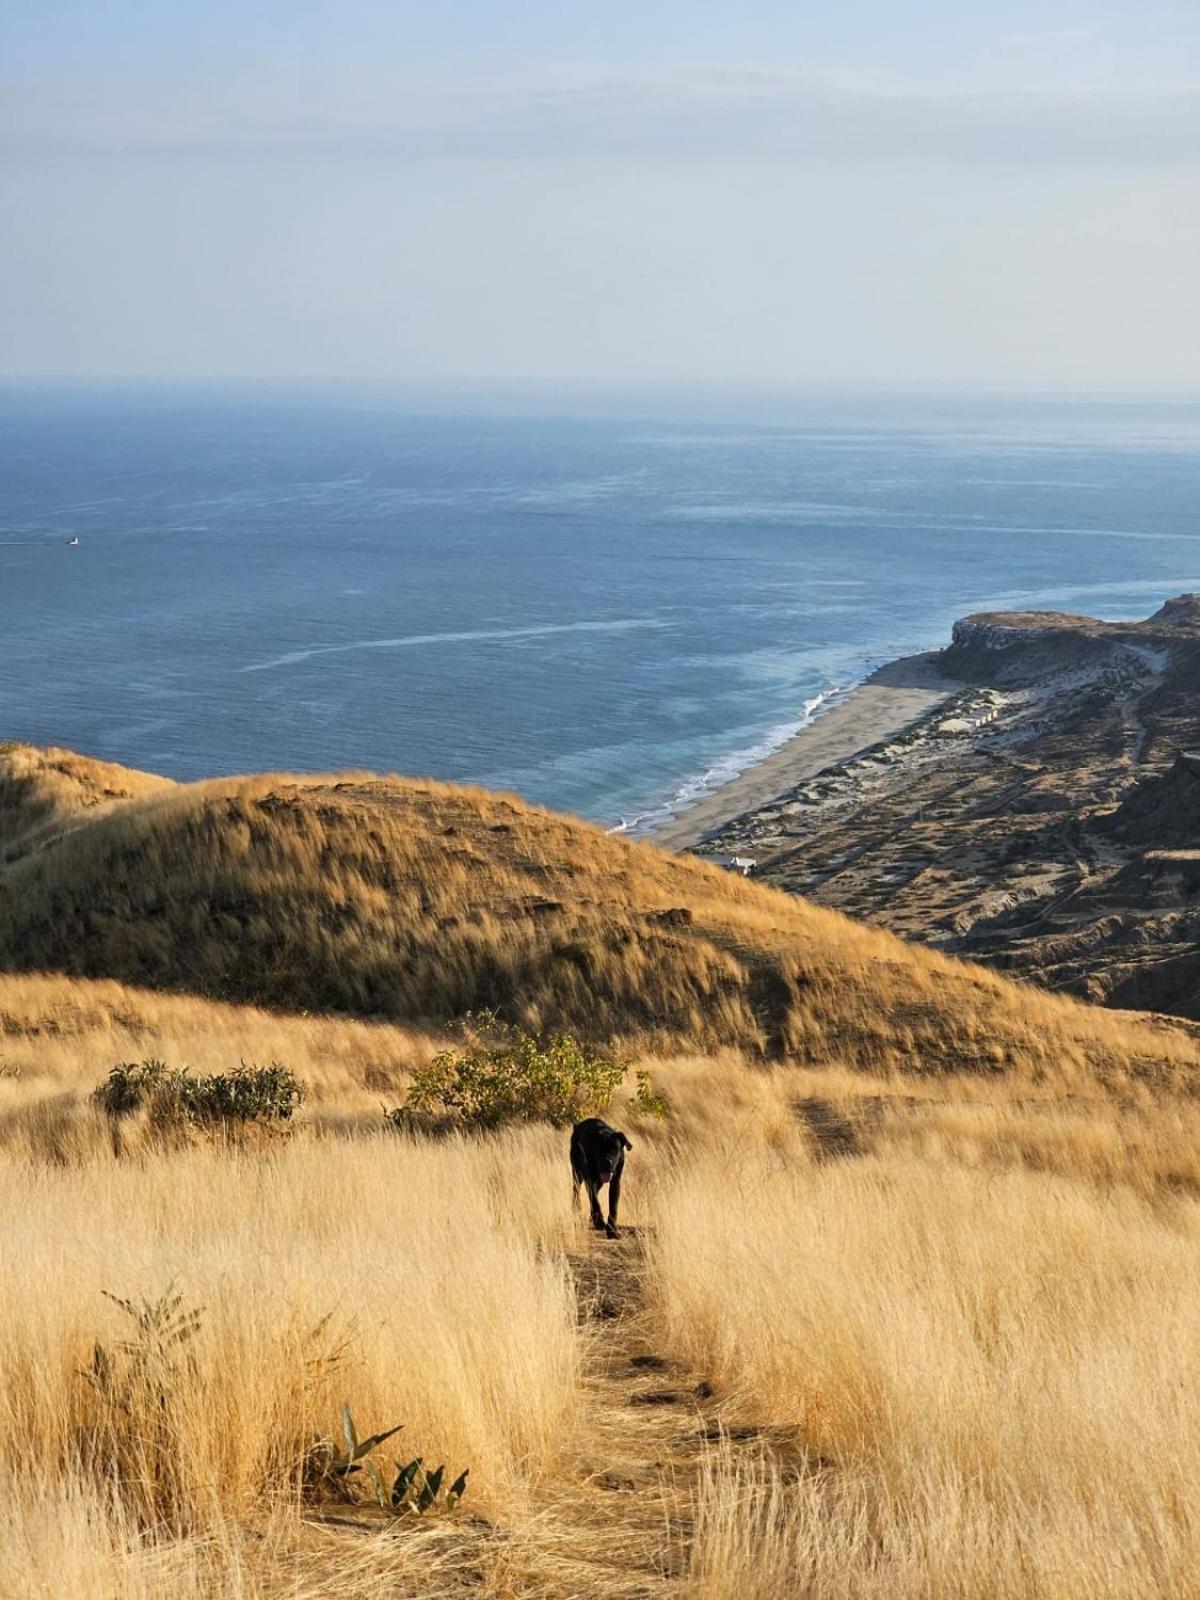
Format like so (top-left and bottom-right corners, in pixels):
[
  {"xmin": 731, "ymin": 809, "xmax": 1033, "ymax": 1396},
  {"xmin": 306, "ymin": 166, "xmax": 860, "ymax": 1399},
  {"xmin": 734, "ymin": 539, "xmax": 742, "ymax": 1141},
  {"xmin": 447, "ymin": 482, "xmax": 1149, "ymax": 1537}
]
[{"xmin": 570, "ymin": 1128, "xmax": 585, "ymax": 1214}]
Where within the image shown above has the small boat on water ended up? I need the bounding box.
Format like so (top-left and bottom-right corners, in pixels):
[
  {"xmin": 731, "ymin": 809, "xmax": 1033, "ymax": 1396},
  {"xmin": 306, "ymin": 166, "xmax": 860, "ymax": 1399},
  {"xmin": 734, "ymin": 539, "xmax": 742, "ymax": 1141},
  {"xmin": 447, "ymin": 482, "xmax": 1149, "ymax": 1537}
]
[{"xmin": 66, "ymin": 536, "xmax": 79, "ymax": 547}]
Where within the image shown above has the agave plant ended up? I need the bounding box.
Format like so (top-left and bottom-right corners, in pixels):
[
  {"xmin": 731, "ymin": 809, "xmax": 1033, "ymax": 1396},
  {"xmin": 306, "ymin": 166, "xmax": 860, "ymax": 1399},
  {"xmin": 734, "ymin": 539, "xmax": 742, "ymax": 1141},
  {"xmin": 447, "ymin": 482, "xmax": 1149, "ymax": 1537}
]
[
  {"xmin": 302, "ymin": 1404, "xmax": 404, "ymax": 1498},
  {"xmin": 368, "ymin": 1455, "xmax": 470, "ymax": 1515},
  {"xmin": 303, "ymin": 1405, "xmax": 469, "ymax": 1515}
]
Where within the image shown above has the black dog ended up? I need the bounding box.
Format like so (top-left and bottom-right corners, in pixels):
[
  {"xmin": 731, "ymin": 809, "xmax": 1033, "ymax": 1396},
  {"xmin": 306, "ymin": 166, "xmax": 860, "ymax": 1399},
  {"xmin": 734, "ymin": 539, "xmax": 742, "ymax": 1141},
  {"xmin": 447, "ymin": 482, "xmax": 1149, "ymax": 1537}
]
[{"xmin": 570, "ymin": 1118, "xmax": 631, "ymax": 1239}]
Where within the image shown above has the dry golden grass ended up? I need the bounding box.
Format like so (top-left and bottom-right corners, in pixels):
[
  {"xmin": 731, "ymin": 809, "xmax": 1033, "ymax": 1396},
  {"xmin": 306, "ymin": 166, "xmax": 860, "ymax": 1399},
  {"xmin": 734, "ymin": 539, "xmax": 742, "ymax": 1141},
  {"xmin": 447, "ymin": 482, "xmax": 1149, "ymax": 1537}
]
[
  {"xmin": 5, "ymin": 744, "xmax": 1200, "ymax": 1594},
  {"xmin": 650, "ymin": 1143, "xmax": 1200, "ymax": 1598},
  {"xmin": 0, "ymin": 1032, "xmax": 1198, "ymax": 1595},
  {"xmin": 0, "ymin": 741, "xmax": 171, "ymax": 865},
  {"xmin": 1, "ymin": 745, "xmax": 1199, "ymax": 1089},
  {"xmin": 0, "ymin": 971, "xmax": 448, "ymax": 1162},
  {"xmin": 0, "ymin": 1492, "xmax": 480, "ymax": 1600},
  {"xmin": 0, "ymin": 1126, "xmax": 581, "ymax": 1598}
]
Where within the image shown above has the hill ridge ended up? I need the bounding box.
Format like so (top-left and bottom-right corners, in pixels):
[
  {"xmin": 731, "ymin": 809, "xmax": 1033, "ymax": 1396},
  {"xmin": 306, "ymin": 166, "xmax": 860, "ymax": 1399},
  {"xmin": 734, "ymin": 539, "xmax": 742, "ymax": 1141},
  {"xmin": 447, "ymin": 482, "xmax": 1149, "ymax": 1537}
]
[{"xmin": 0, "ymin": 741, "xmax": 1196, "ymax": 1090}]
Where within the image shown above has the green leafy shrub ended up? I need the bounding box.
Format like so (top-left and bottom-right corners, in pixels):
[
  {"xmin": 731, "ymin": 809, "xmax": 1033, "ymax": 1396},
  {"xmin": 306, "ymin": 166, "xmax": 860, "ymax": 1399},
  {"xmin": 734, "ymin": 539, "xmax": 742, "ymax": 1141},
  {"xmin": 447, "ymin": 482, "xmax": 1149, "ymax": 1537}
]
[
  {"xmin": 397, "ymin": 1012, "xmax": 626, "ymax": 1129},
  {"xmin": 632, "ymin": 1068, "xmax": 671, "ymax": 1119},
  {"xmin": 94, "ymin": 1059, "xmax": 303, "ymax": 1126}
]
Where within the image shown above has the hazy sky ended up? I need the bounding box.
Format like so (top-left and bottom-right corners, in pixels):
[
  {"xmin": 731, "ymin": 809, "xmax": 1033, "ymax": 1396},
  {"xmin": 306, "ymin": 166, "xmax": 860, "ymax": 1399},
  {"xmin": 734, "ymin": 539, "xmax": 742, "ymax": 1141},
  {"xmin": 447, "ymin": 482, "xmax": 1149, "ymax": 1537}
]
[{"xmin": 3, "ymin": 1, "xmax": 1199, "ymax": 385}]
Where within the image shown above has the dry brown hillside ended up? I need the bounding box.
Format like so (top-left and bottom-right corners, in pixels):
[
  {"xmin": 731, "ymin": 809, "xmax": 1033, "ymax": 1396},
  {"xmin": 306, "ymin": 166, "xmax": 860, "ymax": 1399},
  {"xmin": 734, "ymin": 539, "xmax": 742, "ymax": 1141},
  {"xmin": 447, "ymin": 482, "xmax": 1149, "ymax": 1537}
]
[
  {"xmin": 0, "ymin": 743, "xmax": 1197, "ymax": 1089},
  {"xmin": 0, "ymin": 740, "xmax": 171, "ymax": 864}
]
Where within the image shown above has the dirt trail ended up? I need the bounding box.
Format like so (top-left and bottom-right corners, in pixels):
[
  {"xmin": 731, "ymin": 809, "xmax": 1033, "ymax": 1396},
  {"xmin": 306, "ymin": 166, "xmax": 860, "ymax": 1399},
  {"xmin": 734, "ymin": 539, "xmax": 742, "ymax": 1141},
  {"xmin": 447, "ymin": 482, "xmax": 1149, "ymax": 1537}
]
[
  {"xmin": 501, "ymin": 1098, "xmax": 883, "ymax": 1596},
  {"xmin": 301, "ymin": 1220, "xmax": 785, "ymax": 1598},
  {"xmin": 490, "ymin": 1224, "xmax": 774, "ymax": 1599}
]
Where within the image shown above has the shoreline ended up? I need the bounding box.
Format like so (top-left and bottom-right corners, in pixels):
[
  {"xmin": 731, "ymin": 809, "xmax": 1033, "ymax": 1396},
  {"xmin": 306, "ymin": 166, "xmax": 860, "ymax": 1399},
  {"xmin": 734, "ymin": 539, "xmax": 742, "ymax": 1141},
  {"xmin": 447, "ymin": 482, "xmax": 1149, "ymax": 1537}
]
[{"xmin": 648, "ymin": 651, "xmax": 961, "ymax": 852}]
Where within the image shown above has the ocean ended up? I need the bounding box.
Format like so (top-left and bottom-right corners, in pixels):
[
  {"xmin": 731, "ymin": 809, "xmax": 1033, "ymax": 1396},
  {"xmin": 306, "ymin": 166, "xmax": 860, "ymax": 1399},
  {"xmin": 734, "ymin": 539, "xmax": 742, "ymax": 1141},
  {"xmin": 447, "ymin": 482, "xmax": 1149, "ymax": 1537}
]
[{"xmin": 3, "ymin": 384, "xmax": 1200, "ymax": 831}]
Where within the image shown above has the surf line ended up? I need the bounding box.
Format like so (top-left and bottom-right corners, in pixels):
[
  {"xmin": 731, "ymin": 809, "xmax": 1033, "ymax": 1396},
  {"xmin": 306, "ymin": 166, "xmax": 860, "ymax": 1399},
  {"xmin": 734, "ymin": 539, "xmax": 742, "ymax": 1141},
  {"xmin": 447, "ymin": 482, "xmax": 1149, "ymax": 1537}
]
[{"xmin": 608, "ymin": 681, "xmax": 857, "ymax": 837}]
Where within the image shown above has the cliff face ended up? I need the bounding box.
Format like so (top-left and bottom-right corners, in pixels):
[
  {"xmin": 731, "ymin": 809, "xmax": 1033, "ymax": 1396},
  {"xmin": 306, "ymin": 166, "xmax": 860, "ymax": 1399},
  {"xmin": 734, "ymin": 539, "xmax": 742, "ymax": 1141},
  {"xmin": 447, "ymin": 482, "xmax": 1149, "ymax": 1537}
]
[
  {"xmin": 698, "ymin": 595, "xmax": 1200, "ymax": 1022},
  {"xmin": 1108, "ymin": 751, "xmax": 1200, "ymax": 849},
  {"xmin": 942, "ymin": 599, "xmax": 1198, "ymax": 686}
]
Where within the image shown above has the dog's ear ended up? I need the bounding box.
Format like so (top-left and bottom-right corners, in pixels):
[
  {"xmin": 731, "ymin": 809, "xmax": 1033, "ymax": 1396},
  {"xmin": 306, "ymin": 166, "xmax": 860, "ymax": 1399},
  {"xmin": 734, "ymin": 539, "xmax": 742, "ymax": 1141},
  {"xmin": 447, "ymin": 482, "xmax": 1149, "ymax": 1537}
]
[{"xmin": 619, "ymin": 1132, "xmax": 632, "ymax": 1150}]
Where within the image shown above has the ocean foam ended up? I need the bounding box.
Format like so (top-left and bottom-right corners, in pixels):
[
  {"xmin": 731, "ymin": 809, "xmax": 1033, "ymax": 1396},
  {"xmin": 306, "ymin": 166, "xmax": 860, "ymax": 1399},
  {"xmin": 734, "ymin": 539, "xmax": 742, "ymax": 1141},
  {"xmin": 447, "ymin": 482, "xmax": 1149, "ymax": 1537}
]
[
  {"xmin": 610, "ymin": 678, "xmax": 863, "ymax": 838},
  {"xmin": 240, "ymin": 616, "xmax": 671, "ymax": 673}
]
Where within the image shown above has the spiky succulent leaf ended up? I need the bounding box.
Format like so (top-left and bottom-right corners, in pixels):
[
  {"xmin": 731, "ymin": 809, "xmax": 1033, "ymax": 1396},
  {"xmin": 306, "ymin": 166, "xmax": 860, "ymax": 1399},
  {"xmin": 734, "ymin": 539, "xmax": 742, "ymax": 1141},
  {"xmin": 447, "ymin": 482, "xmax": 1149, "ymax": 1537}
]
[
  {"xmin": 363, "ymin": 1460, "xmax": 387, "ymax": 1507},
  {"xmin": 353, "ymin": 1421, "xmax": 404, "ymax": 1460},
  {"xmin": 391, "ymin": 1457, "xmax": 422, "ymax": 1507},
  {"xmin": 417, "ymin": 1464, "xmax": 444, "ymax": 1513},
  {"xmin": 447, "ymin": 1469, "xmax": 469, "ymax": 1507}
]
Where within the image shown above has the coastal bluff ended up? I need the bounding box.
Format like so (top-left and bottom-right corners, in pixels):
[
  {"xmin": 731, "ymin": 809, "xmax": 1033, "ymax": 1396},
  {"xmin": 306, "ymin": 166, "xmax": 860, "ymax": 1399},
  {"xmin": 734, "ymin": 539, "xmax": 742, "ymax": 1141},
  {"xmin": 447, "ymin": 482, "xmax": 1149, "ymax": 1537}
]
[
  {"xmin": 686, "ymin": 595, "xmax": 1200, "ymax": 1021},
  {"xmin": 943, "ymin": 594, "xmax": 1200, "ymax": 684}
]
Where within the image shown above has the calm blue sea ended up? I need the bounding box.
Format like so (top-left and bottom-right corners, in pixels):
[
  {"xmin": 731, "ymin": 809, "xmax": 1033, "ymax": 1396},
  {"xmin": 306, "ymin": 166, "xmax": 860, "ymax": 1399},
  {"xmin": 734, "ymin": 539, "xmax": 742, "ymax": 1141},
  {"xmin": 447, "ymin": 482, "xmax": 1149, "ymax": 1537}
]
[{"xmin": 3, "ymin": 384, "xmax": 1200, "ymax": 830}]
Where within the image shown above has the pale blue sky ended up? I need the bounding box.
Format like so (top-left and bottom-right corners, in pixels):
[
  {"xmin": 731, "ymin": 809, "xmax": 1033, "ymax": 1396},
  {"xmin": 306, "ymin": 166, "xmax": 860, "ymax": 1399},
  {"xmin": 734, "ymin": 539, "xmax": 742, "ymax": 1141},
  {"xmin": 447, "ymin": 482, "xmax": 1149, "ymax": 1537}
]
[{"xmin": 2, "ymin": 2, "xmax": 1198, "ymax": 383}]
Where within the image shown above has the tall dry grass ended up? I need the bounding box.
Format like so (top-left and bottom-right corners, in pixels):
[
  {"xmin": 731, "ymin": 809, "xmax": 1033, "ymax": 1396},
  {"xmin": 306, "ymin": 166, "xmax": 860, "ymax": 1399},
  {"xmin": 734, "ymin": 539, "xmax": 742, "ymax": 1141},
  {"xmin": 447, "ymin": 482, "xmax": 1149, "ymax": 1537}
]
[
  {"xmin": 649, "ymin": 1143, "xmax": 1200, "ymax": 1598},
  {"xmin": 0, "ymin": 1127, "xmax": 580, "ymax": 1597},
  {"xmin": 0, "ymin": 973, "xmax": 446, "ymax": 1159},
  {"xmin": 1, "ymin": 1039, "xmax": 1200, "ymax": 1595},
  {"xmin": 0, "ymin": 741, "xmax": 171, "ymax": 865},
  {"xmin": 0, "ymin": 1479, "xmax": 490, "ymax": 1600}
]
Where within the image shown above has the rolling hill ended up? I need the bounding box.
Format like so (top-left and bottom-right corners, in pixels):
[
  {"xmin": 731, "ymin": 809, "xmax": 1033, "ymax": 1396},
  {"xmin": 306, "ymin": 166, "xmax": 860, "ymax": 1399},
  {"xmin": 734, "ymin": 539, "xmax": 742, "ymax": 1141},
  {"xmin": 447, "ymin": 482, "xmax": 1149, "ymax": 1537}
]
[{"xmin": 0, "ymin": 741, "xmax": 1195, "ymax": 1089}]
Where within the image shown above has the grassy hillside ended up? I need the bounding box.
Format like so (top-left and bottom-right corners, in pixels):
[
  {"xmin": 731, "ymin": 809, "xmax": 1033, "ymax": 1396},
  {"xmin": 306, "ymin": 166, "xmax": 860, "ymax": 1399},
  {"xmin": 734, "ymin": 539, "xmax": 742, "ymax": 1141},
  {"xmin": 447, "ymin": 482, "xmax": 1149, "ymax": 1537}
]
[
  {"xmin": 0, "ymin": 744, "xmax": 1196, "ymax": 1089},
  {"xmin": 0, "ymin": 970, "xmax": 443, "ymax": 1149},
  {"xmin": 3, "ymin": 744, "xmax": 1200, "ymax": 1595},
  {"xmin": 0, "ymin": 741, "xmax": 170, "ymax": 864}
]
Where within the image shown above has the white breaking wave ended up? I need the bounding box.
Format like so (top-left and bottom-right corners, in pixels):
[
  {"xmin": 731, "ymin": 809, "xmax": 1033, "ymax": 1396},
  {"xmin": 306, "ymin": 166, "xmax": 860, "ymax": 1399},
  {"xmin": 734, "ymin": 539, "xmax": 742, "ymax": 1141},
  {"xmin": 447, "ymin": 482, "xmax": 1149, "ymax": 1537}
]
[
  {"xmin": 609, "ymin": 680, "xmax": 859, "ymax": 839},
  {"xmin": 240, "ymin": 616, "xmax": 670, "ymax": 673}
]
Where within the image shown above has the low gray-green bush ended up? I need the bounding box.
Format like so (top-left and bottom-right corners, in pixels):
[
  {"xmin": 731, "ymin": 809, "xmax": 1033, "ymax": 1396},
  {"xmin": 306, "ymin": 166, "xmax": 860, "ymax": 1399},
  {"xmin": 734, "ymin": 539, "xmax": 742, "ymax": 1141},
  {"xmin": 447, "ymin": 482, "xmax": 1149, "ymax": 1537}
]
[{"xmin": 93, "ymin": 1059, "xmax": 302, "ymax": 1126}]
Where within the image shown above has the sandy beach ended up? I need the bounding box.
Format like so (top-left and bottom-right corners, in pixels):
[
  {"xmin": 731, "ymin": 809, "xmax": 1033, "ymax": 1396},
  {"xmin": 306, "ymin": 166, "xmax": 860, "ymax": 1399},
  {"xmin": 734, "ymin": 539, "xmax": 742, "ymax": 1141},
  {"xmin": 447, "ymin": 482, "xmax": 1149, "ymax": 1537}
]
[{"xmin": 649, "ymin": 651, "xmax": 961, "ymax": 851}]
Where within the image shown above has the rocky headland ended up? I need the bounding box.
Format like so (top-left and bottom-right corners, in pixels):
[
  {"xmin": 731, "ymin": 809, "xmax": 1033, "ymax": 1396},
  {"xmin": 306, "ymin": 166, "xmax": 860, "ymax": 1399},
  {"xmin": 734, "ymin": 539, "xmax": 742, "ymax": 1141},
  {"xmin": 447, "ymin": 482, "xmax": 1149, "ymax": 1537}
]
[{"xmin": 682, "ymin": 595, "xmax": 1200, "ymax": 1020}]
